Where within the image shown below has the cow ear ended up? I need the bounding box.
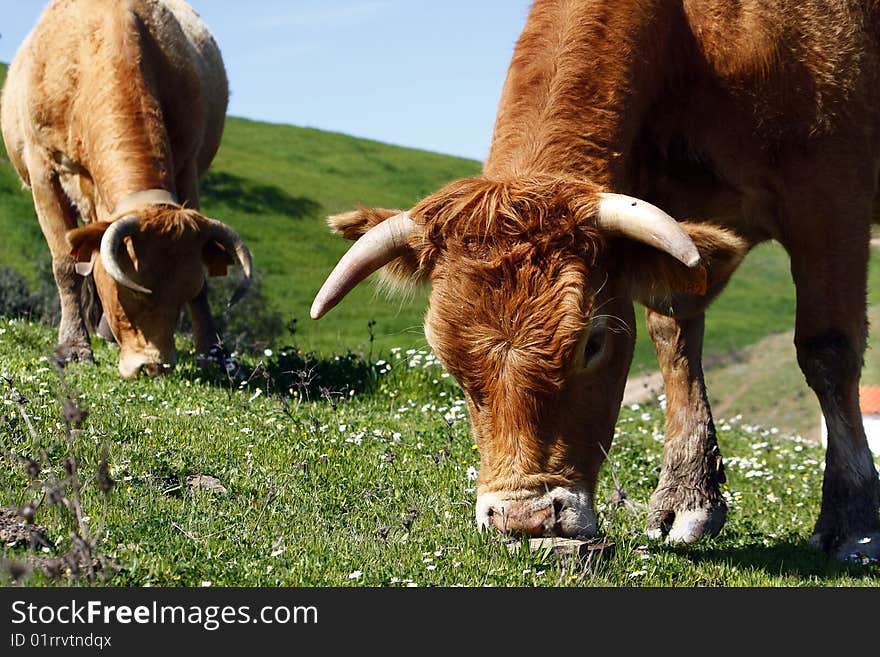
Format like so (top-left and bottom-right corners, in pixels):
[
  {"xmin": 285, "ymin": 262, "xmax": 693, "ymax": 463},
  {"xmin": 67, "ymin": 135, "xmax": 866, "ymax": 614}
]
[
  {"xmin": 622, "ymin": 222, "xmax": 748, "ymax": 313},
  {"xmin": 328, "ymin": 207, "xmax": 403, "ymax": 240},
  {"xmin": 66, "ymin": 222, "xmax": 111, "ymax": 276},
  {"xmin": 202, "ymin": 240, "xmax": 235, "ymax": 277},
  {"xmin": 327, "ymin": 207, "xmax": 425, "ymax": 288}
]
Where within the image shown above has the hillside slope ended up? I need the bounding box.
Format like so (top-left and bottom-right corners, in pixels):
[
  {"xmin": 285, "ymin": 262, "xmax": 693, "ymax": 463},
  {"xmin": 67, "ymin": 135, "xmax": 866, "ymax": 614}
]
[{"xmin": 627, "ymin": 303, "xmax": 880, "ymax": 442}]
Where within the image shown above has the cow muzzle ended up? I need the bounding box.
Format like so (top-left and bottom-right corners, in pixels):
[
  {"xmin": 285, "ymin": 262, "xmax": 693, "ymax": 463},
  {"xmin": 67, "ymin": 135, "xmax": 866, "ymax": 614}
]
[
  {"xmin": 118, "ymin": 349, "xmax": 176, "ymax": 380},
  {"xmin": 476, "ymin": 486, "xmax": 598, "ymax": 538}
]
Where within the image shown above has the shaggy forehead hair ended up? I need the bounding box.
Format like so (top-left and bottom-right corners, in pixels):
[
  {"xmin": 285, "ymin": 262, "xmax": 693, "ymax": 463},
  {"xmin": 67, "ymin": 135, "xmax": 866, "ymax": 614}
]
[
  {"xmin": 123, "ymin": 205, "xmax": 205, "ymax": 239},
  {"xmin": 417, "ymin": 174, "xmax": 608, "ymax": 398},
  {"xmin": 413, "ymin": 174, "xmax": 605, "ymax": 247}
]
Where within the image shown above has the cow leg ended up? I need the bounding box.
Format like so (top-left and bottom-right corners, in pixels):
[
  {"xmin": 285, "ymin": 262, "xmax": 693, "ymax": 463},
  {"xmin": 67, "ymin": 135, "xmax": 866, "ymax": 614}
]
[
  {"xmin": 645, "ymin": 309, "xmax": 727, "ymax": 543},
  {"xmin": 177, "ymin": 161, "xmax": 231, "ymax": 369},
  {"xmin": 788, "ymin": 225, "xmax": 880, "ymax": 561},
  {"xmin": 188, "ymin": 278, "xmax": 238, "ymax": 374},
  {"xmin": 188, "ymin": 284, "xmax": 225, "ymax": 354},
  {"xmin": 27, "ymin": 157, "xmax": 93, "ymax": 363}
]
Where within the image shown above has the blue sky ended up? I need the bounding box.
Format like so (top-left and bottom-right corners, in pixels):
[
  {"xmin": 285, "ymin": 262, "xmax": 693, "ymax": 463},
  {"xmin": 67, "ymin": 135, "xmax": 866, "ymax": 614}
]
[{"xmin": 0, "ymin": 1, "xmax": 534, "ymax": 161}]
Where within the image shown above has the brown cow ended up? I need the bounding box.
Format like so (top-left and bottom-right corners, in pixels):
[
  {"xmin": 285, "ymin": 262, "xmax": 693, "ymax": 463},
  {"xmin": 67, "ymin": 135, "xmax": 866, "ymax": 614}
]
[
  {"xmin": 0, "ymin": 0, "xmax": 252, "ymax": 379},
  {"xmin": 313, "ymin": 0, "xmax": 880, "ymax": 561}
]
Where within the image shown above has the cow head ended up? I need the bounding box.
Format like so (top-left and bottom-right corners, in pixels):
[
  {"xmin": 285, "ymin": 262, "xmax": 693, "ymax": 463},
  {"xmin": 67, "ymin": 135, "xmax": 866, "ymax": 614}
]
[
  {"xmin": 66, "ymin": 205, "xmax": 252, "ymax": 379},
  {"xmin": 312, "ymin": 177, "xmax": 745, "ymax": 538}
]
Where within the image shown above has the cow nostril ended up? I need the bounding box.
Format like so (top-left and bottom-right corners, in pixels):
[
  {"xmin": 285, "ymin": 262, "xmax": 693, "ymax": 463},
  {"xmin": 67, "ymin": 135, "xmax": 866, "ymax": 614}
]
[
  {"xmin": 141, "ymin": 363, "xmax": 161, "ymax": 376},
  {"xmin": 552, "ymin": 498, "xmax": 564, "ymax": 519}
]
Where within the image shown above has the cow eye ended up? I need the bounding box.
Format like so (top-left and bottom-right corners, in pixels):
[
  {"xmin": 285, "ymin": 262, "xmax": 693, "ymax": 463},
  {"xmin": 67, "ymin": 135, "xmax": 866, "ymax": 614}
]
[
  {"xmin": 583, "ymin": 321, "xmax": 607, "ymax": 368},
  {"xmin": 584, "ymin": 330, "xmax": 604, "ymax": 363}
]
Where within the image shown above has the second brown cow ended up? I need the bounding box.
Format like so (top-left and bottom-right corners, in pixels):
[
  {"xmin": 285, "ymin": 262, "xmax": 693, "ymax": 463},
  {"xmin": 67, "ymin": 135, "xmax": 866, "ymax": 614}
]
[{"xmin": 1, "ymin": 0, "xmax": 252, "ymax": 379}]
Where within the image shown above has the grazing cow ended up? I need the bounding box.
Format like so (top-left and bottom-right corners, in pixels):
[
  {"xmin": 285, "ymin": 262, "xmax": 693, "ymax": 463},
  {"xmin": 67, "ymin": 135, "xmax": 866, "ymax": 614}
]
[
  {"xmin": 312, "ymin": 0, "xmax": 880, "ymax": 560},
  {"xmin": 0, "ymin": 0, "xmax": 252, "ymax": 379}
]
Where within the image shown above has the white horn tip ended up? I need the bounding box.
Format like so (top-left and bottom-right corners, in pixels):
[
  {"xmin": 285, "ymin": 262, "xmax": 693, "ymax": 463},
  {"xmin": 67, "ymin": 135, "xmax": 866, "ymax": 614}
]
[
  {"xmin": 683, "ymin": 251, "xmax": 701, "ymax": 268},
  {"xmin": 310, "ymin": 299, "xmax": 327, "ymax": 320}
]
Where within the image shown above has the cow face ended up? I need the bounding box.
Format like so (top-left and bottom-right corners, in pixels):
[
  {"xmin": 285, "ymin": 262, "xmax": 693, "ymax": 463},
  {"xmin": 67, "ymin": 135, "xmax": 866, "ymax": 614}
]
[
  {"xmin": 313, "ymin": 178, "xmax": 745, "ymax": 538},
  {"xmin": 423, "ymin": 240, "xmax": 637, "ymax": 537},
  {"xmin": 66, "ymin": 207, "xmax": 250, "ymax": 379}
]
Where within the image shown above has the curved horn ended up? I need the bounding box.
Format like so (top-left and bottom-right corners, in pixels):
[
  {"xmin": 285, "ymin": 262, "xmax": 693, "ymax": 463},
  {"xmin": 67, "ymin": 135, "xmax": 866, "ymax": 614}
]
[
  {"xmin": 204, "ymin": 220, "xmax": 254, "ymax": 307},
  {"xmin": 311, "ymin": 212, "xmax": 418, "ymax": 320},
  {"xmin": 100, "ymin": 215, "xmax": 152, "ymax": 294},
  {"xmin": 597, "ymin": 193, "xmax": 700, "ymax": 267}
]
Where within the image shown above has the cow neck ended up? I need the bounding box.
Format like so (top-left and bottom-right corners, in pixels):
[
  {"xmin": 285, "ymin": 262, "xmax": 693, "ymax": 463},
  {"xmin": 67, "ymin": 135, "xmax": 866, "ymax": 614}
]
[
  {"xmin": 483, "ymin": 0, "xmax": 680, "ymax": 187},
  {"xmin": 112, "ymin": 189, "xmax": 181, "ymax": 217}
]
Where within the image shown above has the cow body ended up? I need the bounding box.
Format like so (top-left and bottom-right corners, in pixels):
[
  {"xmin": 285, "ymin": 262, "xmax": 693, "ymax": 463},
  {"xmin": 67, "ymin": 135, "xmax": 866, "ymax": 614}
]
[
  {"xmin": 1, "ymin": 0, "xmax": 251, "ymax": 378},
  {"xmin": 320, "ymin": 0, "xmax": 880, "ymax": 560}
]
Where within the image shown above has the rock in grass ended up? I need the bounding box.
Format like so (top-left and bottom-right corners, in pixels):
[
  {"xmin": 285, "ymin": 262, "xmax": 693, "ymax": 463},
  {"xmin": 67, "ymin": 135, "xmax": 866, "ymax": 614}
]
[
  {"xmin": 505, "ymin": 537, "xmax": 615, "ymax": 562},
  {"xmin": 186, "ymin": 474, "xmax": 227, "ymax": 494}
]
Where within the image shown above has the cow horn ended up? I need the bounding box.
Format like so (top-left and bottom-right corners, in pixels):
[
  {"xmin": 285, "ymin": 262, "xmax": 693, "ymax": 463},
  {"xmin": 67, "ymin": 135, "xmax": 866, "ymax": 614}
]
[
  {"xmin": 596, "ymin": 193, "xmax": 701, "ymax": 267},
  {"xmin": 204, "ymin": 220, "xmax": 254, "ymax": 307},
  {"xmin": 311, "ymin": 212, "xmax": 417, "ymax": 320},
  {"xmin": 100, "ymin": 214, "xmax": 152, "ymax": 294}
]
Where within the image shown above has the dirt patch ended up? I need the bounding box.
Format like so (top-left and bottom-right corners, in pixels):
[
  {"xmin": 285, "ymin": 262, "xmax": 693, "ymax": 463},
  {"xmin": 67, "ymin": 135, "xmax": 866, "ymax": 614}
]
[
  {"xmin": 622, "ymin": 371, "xmax": 665, "ymax": 406},
  {"xmin": 1, "ymin": 507, "xmax": 117, "ymax": 584},
  {"xmin": 623, "ymin": 303, "xmax": 880, "ymax": 441},
  {"xmin": 0, "ymin": 507, "xmax": 49, "ymax": 547}
]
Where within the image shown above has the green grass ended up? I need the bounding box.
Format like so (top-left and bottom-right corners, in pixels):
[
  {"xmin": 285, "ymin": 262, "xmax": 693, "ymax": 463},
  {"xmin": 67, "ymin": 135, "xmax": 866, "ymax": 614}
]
[
  {"xmin": 1, "ymin": 319, "xmax": 878, "ymax": 587},
  {"xmin": 197, "ymin": 116, "xmax": 479, "ymax": 355}
]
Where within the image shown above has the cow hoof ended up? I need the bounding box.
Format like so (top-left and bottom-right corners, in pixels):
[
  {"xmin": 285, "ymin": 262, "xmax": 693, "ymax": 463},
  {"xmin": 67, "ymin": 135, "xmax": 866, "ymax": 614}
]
[
  {"xmin": 54, "ymin": 343, "xmax": 94, "ymax": 365},
  {"xmin": 197, "ymin": 346, "xmax": 239, "ymax": 376},
  {"xmin": 809, "ymin": 531, "xmax": 880, "ymax": 563},
  {"xmin": 666, "ymin": 508, "xmax": 726, "ymax": 544},
  {"xmin": 646, "ymin": 506, "xmax": 726, "ymax": 544}
]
